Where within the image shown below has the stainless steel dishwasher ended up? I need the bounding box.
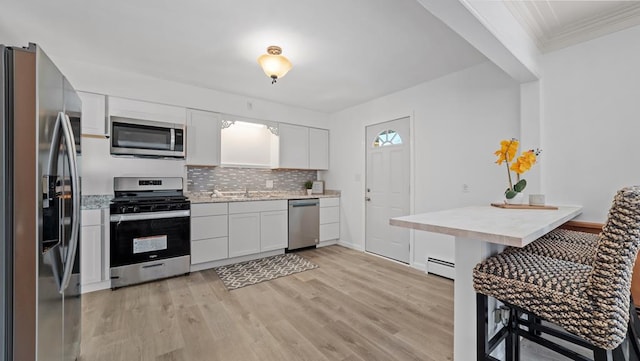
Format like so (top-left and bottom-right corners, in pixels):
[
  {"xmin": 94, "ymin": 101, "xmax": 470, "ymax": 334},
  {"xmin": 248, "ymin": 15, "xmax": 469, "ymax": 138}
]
[{"xmin": 288, "ymin": 199, "xmax": 320, "ymax": 250}]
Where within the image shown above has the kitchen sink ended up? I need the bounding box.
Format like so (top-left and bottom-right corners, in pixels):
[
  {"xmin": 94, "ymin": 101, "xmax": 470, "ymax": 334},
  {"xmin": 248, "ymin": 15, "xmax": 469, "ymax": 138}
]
[{"xmin": 213, "ymin": 192, "xmax": 273, "ymax": 200}]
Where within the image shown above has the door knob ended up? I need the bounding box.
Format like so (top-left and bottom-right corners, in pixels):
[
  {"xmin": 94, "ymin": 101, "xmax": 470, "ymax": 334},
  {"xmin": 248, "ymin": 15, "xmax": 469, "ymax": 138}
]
[{"xmin": 365, "ymin": 197, "xmax": 371, "ymax": 201}]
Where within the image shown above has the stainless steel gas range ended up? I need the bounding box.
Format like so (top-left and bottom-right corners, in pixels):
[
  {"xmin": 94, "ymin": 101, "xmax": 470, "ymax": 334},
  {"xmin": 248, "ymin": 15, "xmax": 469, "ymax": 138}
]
[{"xmin": 109, "ymin": 177, "xmax": 190, "ymax": 288}]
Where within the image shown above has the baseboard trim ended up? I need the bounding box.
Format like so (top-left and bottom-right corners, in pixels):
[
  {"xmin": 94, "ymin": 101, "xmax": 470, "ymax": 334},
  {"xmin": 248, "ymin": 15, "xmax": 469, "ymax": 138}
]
[
  {"xmin": 316, "ymin": 240, "xmax": 338, "ymax": 248},
  {"xmin": 81, "ymin": 280, "xmax": 111, "ymax": 294},
  {"xmin": 411, "ymin": 261, "xmax": 426, "ymax": 272},
  {"xmin": 337, "ymin": 240, "xmax": 364, "ymax": 252},
  {"xmin": 190, "ymin": 249, "xmax": 284, "ymax": 272}
]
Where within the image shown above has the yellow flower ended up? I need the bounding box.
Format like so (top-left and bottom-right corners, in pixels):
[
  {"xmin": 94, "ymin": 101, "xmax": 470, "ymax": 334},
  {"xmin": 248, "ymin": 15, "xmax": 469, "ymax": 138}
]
[
  {"xmin": 494, "ymin": 139, "xmax": 519, "ymax": 165},
  {"xmin": 510, "ymin": 150, "xmax": 537, "ymax": 174}
]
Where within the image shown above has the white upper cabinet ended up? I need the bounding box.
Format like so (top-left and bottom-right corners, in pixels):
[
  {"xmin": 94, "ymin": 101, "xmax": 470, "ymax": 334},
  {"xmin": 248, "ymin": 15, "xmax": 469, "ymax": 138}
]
[
  {"xmin": 275, "ymin": 124, "xmax": 329, "ymax": 170},
  {"xmin": 186, "ymin": 109, "xmax": 221, "ymax": 166},
  {"xmin": 78, "ymin": 91, "xmax": 107, "ymax": 137},
  {"xmin": 309, "ymin": 128, "xmax": 329, "ymax": 170},
  {"xmin": 276, "ymin": 123, "xmax": 309, "ymax": 169},
  {"xmin": 108, "ymin": 96, "xmax": 186, "ymax": 125}
]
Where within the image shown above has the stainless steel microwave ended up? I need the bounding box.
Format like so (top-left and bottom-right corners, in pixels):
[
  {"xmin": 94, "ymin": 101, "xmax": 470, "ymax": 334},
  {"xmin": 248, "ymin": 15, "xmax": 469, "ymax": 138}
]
[{"xmin": 110, "ymin": 117, "xmax": 185, "ymax": 158}]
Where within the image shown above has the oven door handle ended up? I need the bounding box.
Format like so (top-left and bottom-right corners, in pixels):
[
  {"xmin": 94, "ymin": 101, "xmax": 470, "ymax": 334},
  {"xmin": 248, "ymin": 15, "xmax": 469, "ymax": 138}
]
[{"xmin": 110, "ymin": 210, "xmax": 191, "ymax": 222}]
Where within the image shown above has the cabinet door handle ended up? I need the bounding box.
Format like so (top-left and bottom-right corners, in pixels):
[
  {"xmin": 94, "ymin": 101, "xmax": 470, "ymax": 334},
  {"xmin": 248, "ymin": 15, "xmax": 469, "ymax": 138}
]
[{"xmin": 365, "ymin": 197, "xmax": 371, "ymax": 202}]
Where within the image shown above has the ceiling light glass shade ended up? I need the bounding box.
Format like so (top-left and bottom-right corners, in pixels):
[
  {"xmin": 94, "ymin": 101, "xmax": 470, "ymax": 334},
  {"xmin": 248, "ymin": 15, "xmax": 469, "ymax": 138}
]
[{"xmin": 257, "ymin": 46, "xmax": 292, "ymax": 83}]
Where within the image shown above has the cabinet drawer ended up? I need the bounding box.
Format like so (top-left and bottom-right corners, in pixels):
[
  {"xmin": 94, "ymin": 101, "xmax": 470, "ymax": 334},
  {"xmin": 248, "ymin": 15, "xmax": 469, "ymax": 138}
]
[
  {"xmin": 81, "ymin": 209, "xmax": 102, "ymax": 226},
  {"xmin": 191, "ymin": 202, "xmax": 228, "ymax": 217},
  {"xmin": 191, "ymin": 237, "xmax": 228, "ymax": 264},
  {"xmin": 320, "ymin": 207, "xmax": 339, "ymax": 224},
  {"xmin": 320, "ymin": 197, "xmax": 340, "ymax": 207},
  {"xmin": 229, "ymin": 200, "xmax": 287, "ymax": 214},
  {"xmin": 191, "ymin": 215, "xmax": 228, "ymax": 240},
  {"xmin": 320, "ymin": 223, "xmax": 340, "ymax": 242}
]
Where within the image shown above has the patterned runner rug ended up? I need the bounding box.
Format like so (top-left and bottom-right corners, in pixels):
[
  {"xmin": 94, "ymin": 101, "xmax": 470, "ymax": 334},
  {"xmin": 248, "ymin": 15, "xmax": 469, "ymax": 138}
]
[{"xmin": 214, "ymin": 253, "xmax": 318, "ymax": 290}]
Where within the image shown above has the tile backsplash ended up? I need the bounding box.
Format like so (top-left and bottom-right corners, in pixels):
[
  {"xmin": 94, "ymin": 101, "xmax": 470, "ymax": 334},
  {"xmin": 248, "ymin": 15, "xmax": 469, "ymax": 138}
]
[{"xmin": 187, "ymin": 166, "xmax": 318, "ymax": 192}]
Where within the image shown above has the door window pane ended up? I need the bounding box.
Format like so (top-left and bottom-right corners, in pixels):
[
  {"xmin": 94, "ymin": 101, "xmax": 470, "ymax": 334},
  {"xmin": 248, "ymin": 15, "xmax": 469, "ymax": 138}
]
[{"xmin": 372, "ymin": 129, "xmax": 403, "ymax": 147}]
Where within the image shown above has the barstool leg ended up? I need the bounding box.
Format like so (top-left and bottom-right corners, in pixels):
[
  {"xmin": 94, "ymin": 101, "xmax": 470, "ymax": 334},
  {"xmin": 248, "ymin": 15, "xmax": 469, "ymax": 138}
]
[
  {"xmin": 505, "ymin": 308, "xmax": 520, "ymax": 361},
  {"xmin": 593, "ymin": 348, "xmax": 608, "ymax": 361},
  {"xmin": 612, "ymin": 344, "xmax": 625, "ymax": 361},
  {"xmin": 477, "ymin": 293, "xmax": 489, "ymax": 361}
]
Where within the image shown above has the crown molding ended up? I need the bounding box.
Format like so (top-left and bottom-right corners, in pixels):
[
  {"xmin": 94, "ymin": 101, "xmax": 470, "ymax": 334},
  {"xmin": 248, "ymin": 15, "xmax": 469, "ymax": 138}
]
[
  {"xmin": 542, "ymin": 3, "xmax": 640, "ymax": 52},
  {"xmin": 505, "ymin": 1, "xmax": 640, "ymax": 53}
]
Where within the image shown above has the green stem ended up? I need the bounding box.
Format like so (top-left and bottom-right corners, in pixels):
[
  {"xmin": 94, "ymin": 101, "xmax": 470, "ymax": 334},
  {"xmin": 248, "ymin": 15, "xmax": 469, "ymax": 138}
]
[{"xmin": 505, "ymin": 160, "xmax": 513, "ymax": 190}]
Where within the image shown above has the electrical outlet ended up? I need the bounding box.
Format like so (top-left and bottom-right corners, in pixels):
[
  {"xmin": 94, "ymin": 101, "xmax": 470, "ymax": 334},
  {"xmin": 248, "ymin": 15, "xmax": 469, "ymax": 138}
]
[
  {"xmin": 462, "ymin": 184, "xmax": 470, "ymax": 193},
  {"xmin": 266, "ymin": 180, "xmax": 273, "ymax": 189}
]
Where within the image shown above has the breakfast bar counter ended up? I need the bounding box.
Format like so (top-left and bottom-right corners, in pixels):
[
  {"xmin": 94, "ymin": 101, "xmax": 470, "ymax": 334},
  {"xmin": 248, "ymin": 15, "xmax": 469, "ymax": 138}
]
[{"xmin": 390, "ymin": 205, "xmax": 583, "ymax": 361}]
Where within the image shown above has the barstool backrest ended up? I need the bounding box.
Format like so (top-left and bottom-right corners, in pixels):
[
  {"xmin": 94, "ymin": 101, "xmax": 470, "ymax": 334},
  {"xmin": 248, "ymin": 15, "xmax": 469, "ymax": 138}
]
[{"xmin": 587, "ymin": 186, "xmax": 640, "ymax": 346}]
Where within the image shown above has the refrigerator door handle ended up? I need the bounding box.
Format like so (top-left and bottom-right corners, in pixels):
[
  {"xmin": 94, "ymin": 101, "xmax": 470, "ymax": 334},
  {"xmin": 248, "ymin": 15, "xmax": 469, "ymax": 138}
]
[
  {"xmin": 58, "ymin": 113, "xmax": 80, "ymax": 293},
  {"xmin": 44, "ymin": 112, "xmax": 64, "ymax": 207}
]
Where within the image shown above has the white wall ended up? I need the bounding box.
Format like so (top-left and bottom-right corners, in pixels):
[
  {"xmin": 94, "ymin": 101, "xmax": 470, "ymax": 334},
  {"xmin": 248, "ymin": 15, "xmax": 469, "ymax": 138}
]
[
  {"xmin": 323, "ymin": 61, "xmax": 520, "ymax": 268},
  {"xmin": 56, "ymin": 57, "xmax": 329, "ymax": 128},
  {"xmin": 53, "ymin": 57, "xmax": 329, "ymax": 195},
  {"xmin": 540, "ymin": 25, "xmax": 640, "ymax": 222}
]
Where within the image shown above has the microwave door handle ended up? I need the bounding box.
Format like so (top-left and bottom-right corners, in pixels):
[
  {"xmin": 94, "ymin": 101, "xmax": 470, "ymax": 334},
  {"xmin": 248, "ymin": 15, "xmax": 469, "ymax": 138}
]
[
  {"xmin": 58, "ymin": 113, "xmax": 80, "ymax": 293},
  {"xmin": 170, "ymin": 128, "xmax": 175, "ymax": 151}
]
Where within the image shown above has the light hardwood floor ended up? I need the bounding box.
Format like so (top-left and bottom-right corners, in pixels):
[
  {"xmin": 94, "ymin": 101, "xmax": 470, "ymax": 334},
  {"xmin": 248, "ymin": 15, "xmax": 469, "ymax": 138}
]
[{"xmin": 79, "ymin": 245, "xmax": 454, "ymax": 361}]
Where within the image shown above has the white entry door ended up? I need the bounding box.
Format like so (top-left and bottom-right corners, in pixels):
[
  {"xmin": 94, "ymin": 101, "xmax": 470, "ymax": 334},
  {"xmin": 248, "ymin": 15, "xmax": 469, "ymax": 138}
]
[{"xmin": 365, "ymin": 117, "xmax": 410, "ymax": 263}]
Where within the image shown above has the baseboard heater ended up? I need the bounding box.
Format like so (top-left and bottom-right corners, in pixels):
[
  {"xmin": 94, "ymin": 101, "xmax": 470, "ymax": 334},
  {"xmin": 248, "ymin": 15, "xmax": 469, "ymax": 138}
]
[{"xmin": 426, "ymin": 257, "xmax": 455, "ymax": 280}]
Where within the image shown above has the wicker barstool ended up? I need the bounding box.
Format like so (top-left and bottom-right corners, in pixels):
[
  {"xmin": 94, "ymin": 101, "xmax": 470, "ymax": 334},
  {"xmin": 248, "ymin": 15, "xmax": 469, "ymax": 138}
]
[
  {"xmin": 474, "ymin": 186, "xmax": 640, "ymax": 361},
  {"xmin": 507, "ymin": 228, "xmax": 599, "ymax": 265}
]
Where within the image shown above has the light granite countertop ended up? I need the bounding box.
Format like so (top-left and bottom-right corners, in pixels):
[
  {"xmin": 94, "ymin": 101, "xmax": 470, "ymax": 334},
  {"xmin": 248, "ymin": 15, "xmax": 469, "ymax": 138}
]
[
  {"xmin": 82, "ymin": 190, "xmax": 341, "ymax": 209},
  {"xmin": 390, "ymin": 205, "xmax": 582, "ymax": 247},
  {"xmin": 81, "ymin": 195, "xmax": 112, "ymax": 210},
  {"xmin": 187, "ymin": 190, "xmax": 341, "ymax": 204}
]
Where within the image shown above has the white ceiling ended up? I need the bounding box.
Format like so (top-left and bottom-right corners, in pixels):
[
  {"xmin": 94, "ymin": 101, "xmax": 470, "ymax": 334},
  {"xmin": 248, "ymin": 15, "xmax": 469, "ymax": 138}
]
[
  {"xmin": 0, "ymin": 0, "xmax": 488, "ymax": 113},
  {"xmin": 4, "ymin": 1, "xmax": 638, "ymax": 112},
  {"xmin": 505, "ymin": 0, "xmax": 640, "ymax": 52}
]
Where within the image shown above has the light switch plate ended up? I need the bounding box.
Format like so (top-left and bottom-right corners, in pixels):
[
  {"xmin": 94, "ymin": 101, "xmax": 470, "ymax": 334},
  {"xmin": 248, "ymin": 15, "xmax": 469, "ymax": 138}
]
[{"xmin": 266, "ymin": 180, "xmax": 274, "ymax": 189}]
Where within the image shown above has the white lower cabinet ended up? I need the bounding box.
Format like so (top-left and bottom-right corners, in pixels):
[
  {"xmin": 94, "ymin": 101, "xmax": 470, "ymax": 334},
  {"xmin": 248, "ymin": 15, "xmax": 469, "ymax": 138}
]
[
  {"xmin": 190, "ymin": 203, "xmax": 229, "ymax": 264},
  {"xmin": 81, "ymin": 223, "xmax": 103, "ymax": 285},
  {"xmin": 260, "ymin": 210, "xmax": 288, "ymax": 251},
  {"xmin": 191, "ymin": 237, "xmax": 229, "ymax": 264},
  {"xmin": 228, "ymin": 200, "xmax": 288, "ymax": 257},
  {"xmin": 228, "ymin": 212, "xmax": 261, "ymax": 258},
  {"xmin": 319, "ymin": 197, "xmax": 340, "ymax": 243},
  {"xmin": 80, "ymin": 209, "xmax": 110, "ymax": 292}
]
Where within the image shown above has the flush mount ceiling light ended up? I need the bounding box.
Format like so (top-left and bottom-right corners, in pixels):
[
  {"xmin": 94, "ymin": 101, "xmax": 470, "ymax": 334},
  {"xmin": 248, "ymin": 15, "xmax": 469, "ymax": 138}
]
[{"xmin": 257, "ymin": 46, "xmax": 292, "ymax": 84}]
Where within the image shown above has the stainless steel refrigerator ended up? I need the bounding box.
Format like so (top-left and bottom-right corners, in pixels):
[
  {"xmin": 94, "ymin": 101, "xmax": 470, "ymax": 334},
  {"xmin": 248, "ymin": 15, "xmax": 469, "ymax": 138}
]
[{"xmin": 1, "ymin": 43, "xmax": 82, "ymax": 361}]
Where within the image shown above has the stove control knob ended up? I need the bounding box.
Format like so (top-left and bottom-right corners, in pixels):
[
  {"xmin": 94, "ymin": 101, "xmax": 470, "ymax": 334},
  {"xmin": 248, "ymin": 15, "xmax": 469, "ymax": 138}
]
[
  {"xmin": 118, "ymin": 206, "xmax": 127, "ymax": 214},
  {"xmin": 132, "ymin": 206, "xmax": 140, "ymax": 213}
]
